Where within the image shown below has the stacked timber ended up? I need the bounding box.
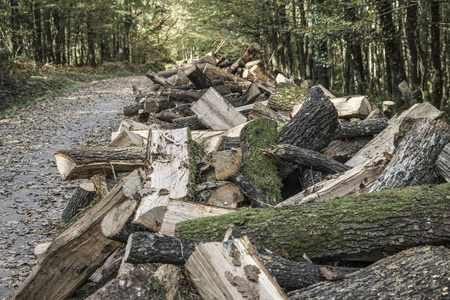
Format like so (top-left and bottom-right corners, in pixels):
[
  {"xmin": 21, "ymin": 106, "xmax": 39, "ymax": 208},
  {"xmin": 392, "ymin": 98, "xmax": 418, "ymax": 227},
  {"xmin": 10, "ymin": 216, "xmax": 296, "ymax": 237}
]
[{"xmin": 12, "ymin": 43, "xmax": 450, "ymax": 300}]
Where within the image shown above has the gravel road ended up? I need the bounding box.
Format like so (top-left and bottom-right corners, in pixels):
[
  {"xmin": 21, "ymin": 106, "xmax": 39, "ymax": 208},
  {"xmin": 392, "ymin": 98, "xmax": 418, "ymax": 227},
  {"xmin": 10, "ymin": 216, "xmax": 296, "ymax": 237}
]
[{"xmin": 0, "ymin": 76, "xmax": 149, "ymax": 299}]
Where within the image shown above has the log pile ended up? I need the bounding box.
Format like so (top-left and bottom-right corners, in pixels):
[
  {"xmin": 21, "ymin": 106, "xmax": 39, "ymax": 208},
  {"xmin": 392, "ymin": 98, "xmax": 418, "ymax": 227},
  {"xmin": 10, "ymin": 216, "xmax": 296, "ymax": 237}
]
[{"xmin": 12, "ymin": 43, "xmax": 450, "ymax": 300}]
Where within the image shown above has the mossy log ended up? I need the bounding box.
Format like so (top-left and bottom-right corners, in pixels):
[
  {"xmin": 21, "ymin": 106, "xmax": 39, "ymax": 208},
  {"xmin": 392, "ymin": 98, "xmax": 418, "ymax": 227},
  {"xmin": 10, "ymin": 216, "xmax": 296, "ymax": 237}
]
[
  {"xmin": 369, "ymin": 119, "xmax": 450, "ymax": 192},
  {"xmin": 178, "ymin": 183, "xmax": 450, "ymax": 263},
  {"xmin": 125, "ymin": 232, "xmax": 357, "ymax": 291},
  {"xmin": 278, "ymin": 86, "xmax": 339, "ymax": 179},
  {"xmin": 288, "ymin": 246, "xmax": 450, "ymax": 300},
  {"xmin": 230, "ymin": 119, "xmax": 283, "ymax": 207},
  {"xmin": 268, "ymin": 83, "xmax": 309, "ymax": 112}
]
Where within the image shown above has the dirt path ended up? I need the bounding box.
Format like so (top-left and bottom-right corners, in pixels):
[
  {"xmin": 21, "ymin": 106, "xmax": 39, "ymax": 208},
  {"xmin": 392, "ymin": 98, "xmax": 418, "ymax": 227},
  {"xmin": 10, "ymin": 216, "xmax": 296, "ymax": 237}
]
[{"xmin": 0, "ymin": 76, "xmax": 149, "ymax": 299}]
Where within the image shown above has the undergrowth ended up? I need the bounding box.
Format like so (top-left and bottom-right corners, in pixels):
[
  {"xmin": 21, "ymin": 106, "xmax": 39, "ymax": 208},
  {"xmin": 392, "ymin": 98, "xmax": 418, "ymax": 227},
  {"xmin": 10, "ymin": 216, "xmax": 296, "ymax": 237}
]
[{"xmin": 0, "ymin": 59, "xmax": 146, "ymax": 119}]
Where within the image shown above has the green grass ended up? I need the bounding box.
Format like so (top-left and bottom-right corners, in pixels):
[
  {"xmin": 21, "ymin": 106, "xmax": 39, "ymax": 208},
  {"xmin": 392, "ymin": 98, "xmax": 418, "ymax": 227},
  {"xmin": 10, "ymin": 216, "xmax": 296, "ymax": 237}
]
[{"xmin": 0, "ymin": 60, "xmax": 146, "ymax": 119}]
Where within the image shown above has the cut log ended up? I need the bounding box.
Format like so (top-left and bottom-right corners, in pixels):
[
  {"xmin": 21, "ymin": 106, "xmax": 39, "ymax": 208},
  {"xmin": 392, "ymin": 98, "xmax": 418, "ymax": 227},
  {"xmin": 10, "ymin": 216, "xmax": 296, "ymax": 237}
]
[
  {"xmin": 278, "ymin": 86, "xmax": 339, "ymax": 179},
  {"xmin": 125, "ymin": 232, "xmax": 357, "ymax": 291},
  {"xmin": 205, "ymin": 183, "xmax": 245, "ymax": 208},
  {"xmin": 191, "ymin": 87, "xmax": 247, "ymax": 130},
  {"xmin": 110, "ymin": 126, "xmax": 145, "ymax": 147},
  {"xmin": 133, "ymin": 128, "xmax": 191, "ymax": 231},
  {"xmin": 11, "ymin": 180, "xmax": 128, "ymax": 300},
  {"xmin": 248, "ymin": 102, "xmax": 289, "ymax": 125},
  {"xmin": 235, "ymin": 100, "xmax": 269, "ymax": 117},
  {"xmin": 437, "ymin": 143, "xmax": 450, "ymax": 182},
  {"xmin": 178, "ymin": 183, "xmax": 450, "ymax": 263},
  {"xmin": 288, "ymin": 246, "xmax": 450, "ymax": 300},
  {"xmin": 185, "ymin": 236, "xmax": 288, "ymax": 300},
  {"xmin": 239, "ymin": 82, "xmax": 261, "ymax": 105},
  {"xmin": 369, "ymin": 119, "xmax": 450, "ymax": 192},
  {"xmin": 88, "ymin": 248, "xmax": 122, "ymax": 285},
  {"xmin": 278, "ymin": 157, "xmax": 387, "ymax": 206},
  {"xmin": 102, "ymin": 199, "xmax": 146, "ymax": 243},
  {"xmin": 332, "ymin": 118, "xmax": 388, "ymax": 140},
  {"xmin": 61, "ymin": 186, "xmax": 97, "ymax": 223},
  {"xmin": 217, "ymin": 136, "xmax": 241, "ymax": 151},
  {"xmin": 266, "ymin": 144, "xmax": 351, "ymax": 175},
  {"xmin": 185, "ymin": 65, "xmax": 214, "ymax": 89},
  {"xmin": 166, "ymin": 69, "xmax": 190, "ymax": 86},
  {"xmin": 276, "ymin": 73, "xmax": 295, "ymax": 85},
  {"xmin": 398, "ymin": 80, "xmax": 419, "ymax": 107},
  {"xmin": 249, "ymin": 64, "xmax": 276, "ymax": 84},
  {"xmin": 146, "ymin": 70, "xmax": 172, "ymax": 86},
  {"xmin": 86, "ymin": 266, "xmax": 160, "ymax": 300},
  {"xmin": 224, "ymin": 80, "xmax": 252, "ymax": 93},
  {"xmin": 156, "ymin": 110, "xmax": 184, "ymax": 123},
  {"xmin": 230, "ymin": 42, "xmax": 261, "ymax": 73},
  {"xmin": 231, "ymin": 119, "xmax": 283, "ymax": 207},
  {"xmin": 167, "ymin": 89, "xmax": 202, "ymax": 103},
  {"xmin": 144, "ymin": 97, "xmax": 176, "ymax": 114},
  {"xmin": 211, "ymin": 149, "xmax": 243, "ymax": 180},
  {"xmin": 382, "ymin": 100, "xmax": 396, "ymax": 119},
  {"xmin": 202, "ymin": 63, "xmax": 247, "ymax": 83},
  {"xmin": 317, "ymin": 84, "xmax": 336, "ymax": 98},
  {"xmin": 321, "ymin": 137, "xmax": 373, "ymax": 164},
  {"xmin": 54, "ymin": 147, "xmax": 145, "ymax": 180},
  {"xmin": 172, "ymin": 115, "xmax": 208, "ymax": 130},
  {"xmin": 155, "ymin": 264, "xmax": 202, "ymax": 300},
  {"xmin": 123, "ymin": 103, "xmax": 144, "ymax": 117},
  {"xmin": 345, "ymin": 102, "xmax": 443, "ymax": 167},
  {"xmin": 330, "ymin": 96, "xmax": 373, "ymax": 119}
]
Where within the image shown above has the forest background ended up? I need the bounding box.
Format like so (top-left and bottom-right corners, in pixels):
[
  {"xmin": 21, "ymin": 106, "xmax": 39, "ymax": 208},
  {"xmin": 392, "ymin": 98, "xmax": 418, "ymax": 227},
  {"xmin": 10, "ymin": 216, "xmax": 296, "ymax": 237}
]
[{"xmin": 0, "ymin": 0, "xmax": 449, "ymax": 118}]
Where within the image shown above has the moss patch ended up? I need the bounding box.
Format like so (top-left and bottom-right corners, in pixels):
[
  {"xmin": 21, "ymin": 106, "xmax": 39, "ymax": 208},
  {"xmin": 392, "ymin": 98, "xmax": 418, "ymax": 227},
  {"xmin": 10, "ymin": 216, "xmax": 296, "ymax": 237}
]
[{"xmin": 268, "ymin": 83, "xmax": 309, "ymax": 111}]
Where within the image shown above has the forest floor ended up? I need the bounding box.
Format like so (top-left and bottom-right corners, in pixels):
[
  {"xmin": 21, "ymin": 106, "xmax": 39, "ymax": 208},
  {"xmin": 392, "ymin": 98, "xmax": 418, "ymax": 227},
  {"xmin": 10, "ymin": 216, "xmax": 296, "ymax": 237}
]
[{"xmin": 0, "ymin": 75, "xmax": 149, "ymax": 299}]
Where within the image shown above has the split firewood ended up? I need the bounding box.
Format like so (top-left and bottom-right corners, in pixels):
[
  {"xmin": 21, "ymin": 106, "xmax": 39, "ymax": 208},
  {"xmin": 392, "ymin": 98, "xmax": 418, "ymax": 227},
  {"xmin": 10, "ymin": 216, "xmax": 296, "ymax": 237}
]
[
  {"xmin": 332, "ymin": 118, "xmax": 388, "ymax": 140},
  {"xmin": 278, "ymin": 156, "xmax": 387, "ymax": 206},
  {"xmin": 248, "ymin": 102, "xmax": 289, "ymax": 125},
  {"xmin": 191, "ymin": 122, "xmax": 247, "ymax": 153},
  {"xmin": 196, "ymin": 182, "xmax": 245, "ymax": 208},
  {"xmin": 288, "ymin": 246, "xmax": 450, "ymax": 300},
  {"xmin": 235, "ymin": 100, "xmax": 269, "ymax": 117},
  {"xmin": 230, "ymin": 42, "xmax": 261, "ymax": 73},
  {"xmin": 124, "ymin": 232, "xmax": 357, "ymax": 291},
  {"xmin": 317, "ymin": 84, "xmax": 336, "ymax": 98},
  {"xmin": 276, "ymin": 73, "xmax": 295, "ymax": 85},
  {"xmin": 178, "ymin": 183, "xmax": 450, "ymax": 263},
  {"xmin": 146, "ymin": 70, "xmax": 172, "ymax": 86},
  {"xmin": 154, "ymin": 264, "xmax": 202, "ymax": 300},
  {"xmin": 191, "ymin": 87, "xmax": 247, "ymax": 130},
  {"xmin": 321, "ymin": 137, "xmax": 373, "ymax": 163},
  {"xmin": 346, "ymin": 102, "xmax": 443, "ymax": 167},
  {"xmin": 185, "ymin": 236, "xmax": 288, "ymax": 300},
  {"xmin": 266, "ymin": 144, "xmax": 351, "ymax": 175},
  {"xmin": 86, "ymin": 266, "xmax": 161, "ymax": 300},
  {"xmin": 167, "ymin": 89, "xmax": 202, "ymax": 103},
  {"xmin": 278, "ymin": 86, "xmax": 339, "ymax": 179},
  {"xmin": 228, "ymin": 119, "xmax": 283, "ymax": 207},
  {"xmin": 110, "ymin": 126, "xmax": 145, "ymax": 147},
  {"xmin": 144, "ymin": 97, "xmax": 175, "ymax": 114},
  {"xmin": 437, "ymin": 143, "xmax": 450, "ymax": 182},
  {"xmin": 172, "ymin": 115, "xmax": 208, "ymax": 130},
  {"xmin": 166, "ymin": 69, "xmax": 190, "ymax": 86},
  {"xmin": 88, "ymin": 248, "xmax": 123, "ymax": 285},
  {"xmin": 369, "ymin": 119, "xmax": 450, "ymax": 192},
  {"xmin": 133, "ymin": 128, "xmax": 192, "ymax": 231},
  {"xmin": 398, "ymin": 80, "xmax": 419, "ymax": 108},
  {"xmin": 159, "ymin": 200, "xmax": 238, "ymax": 236},
  {"xmin": 185, "ymin": 65, "xmax": 214, "ymax": 89},
  {"xmin": 249, "ymin": 64, "xmax": 276, "ymax": 84},
  {"xmin": 12, "ymin": 180, "xmax": 128, "ymax": 300},
  {"xmin": 239, "ymin": 82, "xmax": 261, "ymax": 105},
  {"xmin": 329, "ymin": 96, "xmax": 373, "ymax": 119},
  {"xmin": 54, "ymin": 147, "xmax": 145, "ymax": 180}
]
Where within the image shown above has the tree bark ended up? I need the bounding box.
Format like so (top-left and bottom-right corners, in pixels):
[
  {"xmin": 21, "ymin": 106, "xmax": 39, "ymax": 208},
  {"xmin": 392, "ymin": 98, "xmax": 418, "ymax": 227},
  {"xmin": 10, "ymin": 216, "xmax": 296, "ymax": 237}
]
[
  {"xmin": 437, "ymin": 143, "xmax": 450, "ymax": 182},
  {"xmin": 185, "ymin": 65, "xmax": 214, "ymax": 89},
  {"xmin": 178, "ymin": 183, "xmax": 450, "ymax": 263},
  {"xmin": 369, "ymin": 119, "xmax": 450, "ymax": 192},
  {"xmin": 288, "ymin": 246, "xmax": 450, "ymax": 300},
  {"xmin": 61, "ymin": 186, "xmax": 96, "ymax": 223},
  {"xmin": 430, "ymin": 0, "xmax": 443, "ymax": 108},
  {"xmin": 123, "ymin": 103, "xmax": 144, "ymax": 117},
  {"xmin": 230, "ymin": 42, "xmax": 262, "ymax": 73},
  {"xmin": 54, "ymin": 148, "xmax": 145, "ymax": 180},
  {"xmin": 332, "ymin": 118, "xmax": 387, "ymax": 140},
  {"xmin": 398, "ymin": 80, "xmax": 419, "ymax": 108}
]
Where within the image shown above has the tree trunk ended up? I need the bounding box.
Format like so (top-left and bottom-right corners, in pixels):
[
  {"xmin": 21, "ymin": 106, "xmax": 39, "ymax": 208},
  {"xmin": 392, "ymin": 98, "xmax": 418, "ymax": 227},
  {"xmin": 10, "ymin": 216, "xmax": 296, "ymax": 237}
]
[
  {"xmin": 288, "ymin": 246, "xmax": 450, "ymax": 300},
  {"xmin": 406, "ymin": 0, "xmax": 420, "ymax": 90},
  {"xmin": 178, "ymin": 183, "xmax": 450, "ymax": 263},
  {"xmin": 430, "ymin": 0, "xmax": 443, "ymax": 108},
  {"xmin": 369, "ymin": 119, "xmax": 450, "ymax": 192},
  {"xmin": 54, "ymin": 147, "xmax": 145, "ymax": 180},
  {"xmin": 32, "ymin": 1, "xmax": 43, "ymax": 62}
]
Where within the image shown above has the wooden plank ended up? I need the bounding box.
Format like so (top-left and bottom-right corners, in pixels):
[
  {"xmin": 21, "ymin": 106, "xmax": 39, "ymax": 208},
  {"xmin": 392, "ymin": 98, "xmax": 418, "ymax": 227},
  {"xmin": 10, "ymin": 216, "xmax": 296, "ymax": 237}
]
[{"xmin": 191, "ymin": 87, "xmax": 247, "ymax": 130}]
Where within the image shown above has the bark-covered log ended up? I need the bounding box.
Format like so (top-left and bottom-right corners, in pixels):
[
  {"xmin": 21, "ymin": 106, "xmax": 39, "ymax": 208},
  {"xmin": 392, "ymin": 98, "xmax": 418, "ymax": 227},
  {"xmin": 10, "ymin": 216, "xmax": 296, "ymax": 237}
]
[
  {"xmin": 54, "ymin": 148, "xmax": 145, "ymax": 180},
  {"xmin": 266, "ymin": 144, "xmax": 351, "ymax": 175},
  {"xmin": 437, "ymin": 143, "xmax": 450, "ymax": 182},
  {"xmin": 123, "ymin": 103, "xmax": 144, "ymax": 117},
  {"xmin": 230, "ymin": 42, "xmax": 261, "ymax": 73},
  {"xmin": 125, "ymin": 232, "xmax": 357, "ymax": 291},
  {"xmin": 144, "ymin": 97, "xmax": 175, "ymax": 114},
  {"xmin": 333, "ymin": 118, "xmax": 387, "ymax": 140},
  {"xmin": 382, "ymin": 100, "xmax": 396, "ymax": 119},
  {"xmin": 268, "ymin": 83, "xmax": 308, "ymax": 112},
  {"xmin": 167, "ymin": 89, "xmax": 202, "ymax": 103},
  {"xmin": 61, "ymin": 186, "xmax": 97, "ymax": 223},
  {"xmin": 224, "ymin": 81, "xmax": 252, "ymax": 94},
  {"xmin": 369, "ymin": 119, "xmax": 450, "ymax": 192},
  {"xmin": 178, "ymin": 183, "xmax": 450, "ymax": 263},
  {"xmin": 201, "ymin": 63, "xmax": 248, "ymax": 83},
  {"xmin": 146, "ymin": 70, "xmax": 172, "ymax": 86},
  {"xmin": 278, "ymin": 86, "xmax": 339, "ymax": 179},
  {"xmin": 398, "ymin": 80, "xmax": 419, "ymax": 108},
  {"xmin": 172, "ymin": 116, "xmax": 208, "ymax": 130},
  {"xmin": 185, "ymin": 65, "xmax": 214, "ymax": 89},
  {"xmin": 156, "ymin": 110, "xmax": 184, "ymax": 123},
  {"xmin": 288, "ymin": 246, "xmax": 450, "ymax": 300},
  {"xmin": 321, "ymin": 137, "xmax": 372, "ymax": 164}
]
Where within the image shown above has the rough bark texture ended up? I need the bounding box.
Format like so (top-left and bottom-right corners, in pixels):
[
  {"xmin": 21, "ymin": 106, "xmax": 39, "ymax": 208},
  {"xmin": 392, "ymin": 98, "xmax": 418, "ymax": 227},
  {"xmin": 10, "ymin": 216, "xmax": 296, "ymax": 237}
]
[
  {"xmin": 178, "ymin": 183, "xmax": 450, "ymax": 263},
  {"xmin": 124, "ymin": 232, "xmax": 357, "ymax": 291},
  {"xmin": 123, "ymin": 103, "xmax": 144, "ymax": 117},
  {"xmin": 266, "ymin": 144, "xmax": 351, "ymax": 175},
  {"xmin": 398, "ymin": 80, "xmax": 419, "ymax": 108},
  {"xmin": 167, "ymin": 90, "xmax": 202, "ymax": 103},
  {"xmin": 278, "ymin": 86, "xmax": 339, "ymax": 179},
  {"xmin": 230, "ymin": 42, "xmax": 261, "ymax": 73},
  {"xmin": 321, "ymin": 137, "xmax": 372, "ymax": 164},
  {"xmin": 61, "ymin": 186, "xmax": 97, "ymax": 223},
  {"xmin": 185, "ymin": 66, "xmax": 214, "ymax": 89},
  {"xmin": 437, "ymin": 143, "xmax": 450, "ymax": 182},
  {"xmin": 370, "ymin": 119, "xmax": 450, "ymax": 192},
  {"xmin": 288, "ymin": 246, "xmax": 450, "ymax": 300},
  {"xmin": 172, "ymin": 116, "xmax": 208, "ymax": 130},
  {"xmin": 333, "ymin": 119, "xmax": 387, "ymax": 140}
]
